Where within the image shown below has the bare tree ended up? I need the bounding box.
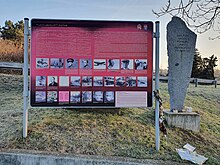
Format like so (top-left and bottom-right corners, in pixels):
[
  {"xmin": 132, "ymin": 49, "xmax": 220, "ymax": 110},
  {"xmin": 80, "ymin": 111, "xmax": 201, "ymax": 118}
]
[{"xmin": 153, "ymin": 0, "xmax": 220, "ymax": 39}]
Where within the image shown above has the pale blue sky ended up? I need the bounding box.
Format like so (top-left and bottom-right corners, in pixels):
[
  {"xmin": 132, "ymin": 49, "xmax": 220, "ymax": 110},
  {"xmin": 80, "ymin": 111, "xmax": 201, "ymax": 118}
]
[{"xmin": 1, "ymin": 0, "xmax": 219, "ymax": 69}]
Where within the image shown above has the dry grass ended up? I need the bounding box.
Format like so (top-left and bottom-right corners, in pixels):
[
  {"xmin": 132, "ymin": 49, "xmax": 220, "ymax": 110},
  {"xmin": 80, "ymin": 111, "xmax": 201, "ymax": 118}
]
[
  {"xmin": 0, "ymin": 74, "xmax": 219, "ymax": 164},
  {"xmin": 0, "ymin": 39, "xmax": 24, "ymax": 62}
]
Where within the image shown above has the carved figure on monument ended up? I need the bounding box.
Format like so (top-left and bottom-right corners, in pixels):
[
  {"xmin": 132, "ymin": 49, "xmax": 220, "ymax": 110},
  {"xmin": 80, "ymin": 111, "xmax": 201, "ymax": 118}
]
[{"xmin": 167, "ymin": 16, "xmax": 197, "ymax": 111}]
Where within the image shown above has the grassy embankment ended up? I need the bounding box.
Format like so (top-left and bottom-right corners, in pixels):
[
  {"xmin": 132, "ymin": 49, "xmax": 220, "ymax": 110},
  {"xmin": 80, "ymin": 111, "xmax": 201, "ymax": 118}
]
[
  {"xmin": 0, "ymin": 74, "xmax": 219, "ymax": 164},
  {"xmin": 0, "ymin": 39, "xmax": 23, "ymax": 62}
]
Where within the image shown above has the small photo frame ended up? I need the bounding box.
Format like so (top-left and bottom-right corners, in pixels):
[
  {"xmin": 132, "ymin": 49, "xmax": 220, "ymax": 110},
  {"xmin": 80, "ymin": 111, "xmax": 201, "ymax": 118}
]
[
  {"xmin": 126, "ymin": 76, "xmax": 136, "ymax": 87},
  {"xmin": 48, "ymin": 76, "xmax": 58, "ymax": 86},
  {"xmin": 121, "ymin": 59, "xmax": 133, "ymax": 70},
  {"xmin": 70, "ymin": 91, "xmax": 81, "ymax": 103},
  {"xmin": 93, "ymin": 91, "xmax": 103, "ymax": 103},
  {"xmin": 80, "ymin": 59, "xmax": 92, "ymax": 69},
  {"xmin": 107, "ymin": 59, "xmax": 120, "ymax": 69},
  {"xmin": 116, "ymin": 76, "xmax": 125, "ymax": 87},
  {"xmin": 104, "ymin": 76, "xmax": 114, "ymax": 87},
  {"xmin": 66, "ymin": 58, "xmax": 78, "ymax": 69},
  {"xmin": 82, "ymin": 76, "xmax": 92, "ymax": 86},
  {"xmin": 134, "ymin": 59, "xmax": 147, "ymax": 70},
  {"xmin": 93, "ymin": 76, "xmax": 103, "ymax": 86},
  {"xmin": 82, "ymin": 91, "xmax": 92, "ymax": 103},
  {"xmin": 35, "ymin": 91, "xmax": 46, "ymax": 102},
  {"xmin": 94, "ymin": 59, "xmax": 106, "ymax": 69},
  {"xmin": 59, "ymin": 91, "xmax": 69, "ymax": 102},
  {"xmin": 47, "ymin": 91, "xmax": 58, "ymax": 103},
  {"xmin": 36, "ymin": 76, "xmax": 46, "ymax": 86},
  {"xmin": 59, "ymin": 76, "xmax": 69, "ymax": 87},
  {"xmin": 36, "ymin": 58, "xmax": 49, "ymax": 68},
  {"xmin": 104, "ymin": 91, "xmax": 114, "ymax": 103},
  {"xmin": 70, "ymin": 76, "xmax": 81, "ymax": 87},
  {"xmin": 50, "ymin": 58, "xmax": 64, "ymax": 68},
  {"xmin": 137, "ymin": 77, "xmax": 148, "ymax": 87}
]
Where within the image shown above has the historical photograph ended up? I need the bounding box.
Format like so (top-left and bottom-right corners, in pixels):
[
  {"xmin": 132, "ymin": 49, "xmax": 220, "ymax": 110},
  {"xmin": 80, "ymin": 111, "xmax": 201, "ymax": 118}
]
[
  {"xmin": 48, "ymin": 76, "xmax": 58, "ymax": 86},
  {"xmin": 134, "ymin": 59, "xmax": 147, "ymax": 70},
  {"xmin": 70, "ymin": 91, "xmax": 81, "ymax": 103},
  {"xmin": 66, "ymin": 58, "xmax": 78, "ymax": 69},
  {"xmin": 36, "ymin": 76, "xmax": 46, "ymax": 86},
  {"xmin": 82, "ymin": 76, "xmax": 92, "ymax": 86},
  {"xmin": 47, "ymin": 91, "xmax": 58, "ymax": 103},
  {"xmin": 137, "ymin": 77, "xmax": 148, "ymax": 87},
  {"xmin": 59, "ymin": 76, "xmax": 69, "ymax": 87},
  {"xmin": 104, "ymin": 76, "xmax": 114, "ymax": 87},
  {"xmin": 70, "ymin": 76, "xmax": 81, "ymax": 87},
  {"xmin": 80, "ymin": 59, "xmax": 92, "ymax": 69},
  {"xmin": 104, "ymin": 91, "xmax": 114, "ymax": 103},
  {"xmin": 126, "ymin": 76, "xmax": 136, "ymax": 87},
  {"xmin": 93, "ymin": 91, "xmax": 103, "ymax": 103},
  {"xmin": 35, "ymin": 91, "xmax": 46, "ymax": 102},
  {"xmin": 93, "ymin": 76, "xmax": 103, "ymax": 86},
  {"xmin": 116, "ymin": 76, "xmax": 126, "ymax": 87},
  {"xmin": 50, "ymin": 58, "xmax": 64, "ymax": 68},
  {"xmin": 121, "ymin": 59, "xmax": 133, "ymax": 70},
  {"xmin": 94, "ymin": 59, "xmax": 106, "ymax": 69},
  {"xmin": 36, "ymin": 58, "xmax": 49, "ymax": 68},
  {"xmin": 107, "ymin": 59, "xmax": 120, "ymax": 69},
  {"xmin": 82, "ymin": 91, "xmax": 92, "ymax": 103}
]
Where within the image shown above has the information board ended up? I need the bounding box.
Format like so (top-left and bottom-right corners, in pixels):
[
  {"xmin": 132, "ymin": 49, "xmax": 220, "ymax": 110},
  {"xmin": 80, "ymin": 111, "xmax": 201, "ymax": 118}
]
[{"xmin": 30, "ymin": 19, "xmax": 153, "ymax": 107}]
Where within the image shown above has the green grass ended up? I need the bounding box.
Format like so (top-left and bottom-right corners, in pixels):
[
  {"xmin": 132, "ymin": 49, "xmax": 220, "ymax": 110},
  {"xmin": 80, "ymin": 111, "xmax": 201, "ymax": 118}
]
[{"xmin": 0, "ymin": 73, "xmax": 219, "ymax": 164}]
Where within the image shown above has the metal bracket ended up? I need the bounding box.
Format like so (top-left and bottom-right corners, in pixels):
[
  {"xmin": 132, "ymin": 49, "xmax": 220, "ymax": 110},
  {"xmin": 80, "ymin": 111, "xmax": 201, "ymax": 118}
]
[{"xmin": 153, "ymin": 32, "xmax": 160, "ymax": 38}]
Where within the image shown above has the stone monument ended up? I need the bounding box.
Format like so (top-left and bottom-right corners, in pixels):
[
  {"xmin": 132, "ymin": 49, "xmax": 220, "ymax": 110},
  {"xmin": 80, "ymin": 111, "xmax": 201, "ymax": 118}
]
[{"xmin": 167, "ymin": 16, "xmax": 197, "ymax": 111}]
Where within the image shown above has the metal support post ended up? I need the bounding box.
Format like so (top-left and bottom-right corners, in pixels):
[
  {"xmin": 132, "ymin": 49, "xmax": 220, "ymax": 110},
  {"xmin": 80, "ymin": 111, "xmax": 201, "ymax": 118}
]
[
  {"xmin": 23, "ymin": 18, "xmax": 29, "ymax": 138},
  {"xmin": 155, "ymin": 21, "xmax": 160, "ymax": 151}
]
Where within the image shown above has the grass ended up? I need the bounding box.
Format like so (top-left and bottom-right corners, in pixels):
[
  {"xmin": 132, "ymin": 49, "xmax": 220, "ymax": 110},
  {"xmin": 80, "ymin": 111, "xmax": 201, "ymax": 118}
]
[{"xmin": 0, "ymin": 73, "xmax": 219, "ymax": 164}]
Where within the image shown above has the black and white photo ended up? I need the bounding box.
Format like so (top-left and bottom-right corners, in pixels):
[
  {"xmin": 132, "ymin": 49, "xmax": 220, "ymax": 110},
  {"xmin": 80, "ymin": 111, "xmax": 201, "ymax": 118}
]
[
  {"xmin": 48, "ymin": 76, "xmax": 58, "ymax": 86},
  {"xmin": 66, "ymin": 58, "xmax": 78, "ymax": 69},
  {"xmin": 134, "ymin": 59, "xmax": 147, "ymax": 70},
  {"xmin": 50, "ymin": 58, "xmax": 64, "ymax": 68},
  {"xmin": 94, "ymin": 59, "xmax": 106, "ymax": 69},
  {"xmin": 104, "ymin": 91, "xmax": 114, "ymax": 103},
  {"xmin": 70, "ymin": 91, "xmax": 81, "ymax": 103},
  {"xmin": 82, "ymin": 91, "xmax": 92, "ymax": 103},
  {"xmin": 121, "ymin": 59, "xmax": 133, "ymax": 69},
  {"xmin": 36, "ymin": 76, "xmax": 46, "ymax": 86},
  {"xmin": 93, "ymin": 91, "xmax": 103, "ymax": 103},
  {"xmin": 35, "ymin": 91, "xmax": 46, "ymax": 102},
  {"xmin": 126, "ymin": 76, "xmax": 136, "ymax": 87},
  {"xmin": 104, "ymin": 76, "xmax": 114, "ymax": 87},
  {"xmin": 82, "ymin": 76, "xmax": 92, "ymax": 86},
  {"xmin": 137, "ymin": 77, "xmax": 148, "ymax": 87},
  {"xmin": 93, "ymin": 76, "xmax": 103, "ymax": 86},
  {"xmin": 80, "ymin": 59, "xmax": 92, "ymax": 69},
  {"xmin": 36, "ymin": 58, "xmax": 49, "ymax": 68},
  {"xmin": 59, "ymin": 76, "xmax": 69, "ymax": 87},
  {"xmin": 116, "ymin": 76, "xmax": 125, "ymax": 87},
  {"xmin": 47, "ymin": 91, "xmax": 58, "ymax": 103},
  {"xmin": 70, "ymin": 76, "xmax": 81, "ymax": 87},
  {"xmin": 107, "ymin": 59, "xmax": 120, "ymax": 69}
]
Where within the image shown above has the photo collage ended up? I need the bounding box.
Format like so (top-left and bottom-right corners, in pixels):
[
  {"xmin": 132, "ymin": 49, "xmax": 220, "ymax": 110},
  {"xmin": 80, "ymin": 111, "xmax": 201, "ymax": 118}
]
[
  {"xmin": 34, "ymin": 58, "xmax": 148, "ymax": 105},
  {"xmin": 36, "ymin": 58, "xmax": 148, "ymax": 70}
]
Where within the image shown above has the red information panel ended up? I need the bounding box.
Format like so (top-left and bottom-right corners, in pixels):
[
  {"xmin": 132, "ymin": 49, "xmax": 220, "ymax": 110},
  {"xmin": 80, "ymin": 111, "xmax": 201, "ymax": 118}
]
[{"xmin": 30, "ymin": 19, "xmax": 153, "ymax": 107}]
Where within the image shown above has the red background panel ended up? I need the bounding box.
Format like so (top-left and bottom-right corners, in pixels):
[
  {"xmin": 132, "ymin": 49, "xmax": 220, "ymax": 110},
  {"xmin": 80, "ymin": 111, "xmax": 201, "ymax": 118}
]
[{"xmin": 30, "ymin": 19, "xmax": 153, "ymax": 107}]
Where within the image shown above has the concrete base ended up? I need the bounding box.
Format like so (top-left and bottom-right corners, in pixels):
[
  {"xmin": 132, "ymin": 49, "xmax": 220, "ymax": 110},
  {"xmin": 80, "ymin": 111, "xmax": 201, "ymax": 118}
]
[{"xmin": 163, "ymin": 110, "xmax": 200, "ymax": 132}]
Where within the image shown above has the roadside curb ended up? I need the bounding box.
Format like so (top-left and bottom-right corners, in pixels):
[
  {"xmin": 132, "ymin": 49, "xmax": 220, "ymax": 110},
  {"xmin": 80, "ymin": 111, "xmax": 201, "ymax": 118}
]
[{"xmin": 0, "ymin": 152, "xmax": 188, "ymax": 165}]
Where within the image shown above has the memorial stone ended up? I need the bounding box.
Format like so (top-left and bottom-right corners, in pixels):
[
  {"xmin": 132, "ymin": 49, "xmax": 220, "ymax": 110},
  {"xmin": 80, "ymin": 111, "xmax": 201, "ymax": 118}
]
[{"xmin": 167, "ymin": 16, "xmax": 197, "ymax": 111}]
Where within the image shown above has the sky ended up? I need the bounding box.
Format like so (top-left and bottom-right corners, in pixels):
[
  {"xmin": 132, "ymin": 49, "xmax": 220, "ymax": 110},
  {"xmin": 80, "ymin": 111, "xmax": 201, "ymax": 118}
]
[{"xmin": 0, "ymin": 0, "xmax": 219, "ymax": 69}]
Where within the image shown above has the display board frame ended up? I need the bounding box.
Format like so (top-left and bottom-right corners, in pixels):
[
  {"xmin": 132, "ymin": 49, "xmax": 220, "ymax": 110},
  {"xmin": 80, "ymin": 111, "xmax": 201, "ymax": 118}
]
[{"xmin": 30, "ymin": 19, "xmax": 154, "ymax": 108}]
